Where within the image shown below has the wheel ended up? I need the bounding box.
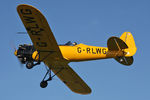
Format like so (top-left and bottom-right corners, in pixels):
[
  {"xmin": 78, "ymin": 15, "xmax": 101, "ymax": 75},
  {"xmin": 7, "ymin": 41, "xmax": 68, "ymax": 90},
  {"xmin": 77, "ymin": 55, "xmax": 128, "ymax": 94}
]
[
  {"xmin": 26, "ymin": 61, "xmax": 34, "ymax": 69},
  {"xmin": 40, "ymin": 81, "xmax": 48, "ymax": 88}
]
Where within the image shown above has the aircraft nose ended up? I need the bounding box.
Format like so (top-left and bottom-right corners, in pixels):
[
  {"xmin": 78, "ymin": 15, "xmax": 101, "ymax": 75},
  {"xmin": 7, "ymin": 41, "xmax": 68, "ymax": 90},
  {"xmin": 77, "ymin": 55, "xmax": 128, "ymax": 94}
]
[{"xmin": 14, "ymin": 50, "xmax": 17, "ymax": 56}]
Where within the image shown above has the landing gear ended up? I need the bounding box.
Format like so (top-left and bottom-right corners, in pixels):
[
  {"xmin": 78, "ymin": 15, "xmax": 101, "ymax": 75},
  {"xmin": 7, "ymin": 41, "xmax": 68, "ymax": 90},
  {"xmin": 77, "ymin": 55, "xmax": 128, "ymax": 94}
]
[
  {"xmin": 40, "ymin": 69, "xmax": 52, "ymax": 88},
  {"xmin": 40, "ymin": 81, "xmax": 48, "ymax": 88},
  {"xmin": 26, "ymin": 61, "xmax": 34, "ymax": 69},
  {"xmin": 26, "ymin": 61, "xmax": 41, "ymax": 69},
  {"xmin": 40, "ymin": 67, "xmax": 64, "ymax": 88}
]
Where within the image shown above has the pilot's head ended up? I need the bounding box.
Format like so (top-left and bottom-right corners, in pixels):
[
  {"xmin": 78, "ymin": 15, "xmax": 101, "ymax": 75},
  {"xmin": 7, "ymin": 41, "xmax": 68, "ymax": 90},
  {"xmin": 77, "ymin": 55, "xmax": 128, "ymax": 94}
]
[{"xmin": 72, "ymin": 42, "xmax": 77, "ymax": 46}]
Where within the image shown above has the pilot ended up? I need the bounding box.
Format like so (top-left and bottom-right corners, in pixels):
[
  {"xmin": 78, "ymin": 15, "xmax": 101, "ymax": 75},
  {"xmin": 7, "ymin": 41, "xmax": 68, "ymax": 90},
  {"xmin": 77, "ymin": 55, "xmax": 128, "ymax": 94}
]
[{"xmin": 72, "ymin": 42, "xmax": 77, "ymax": 46}]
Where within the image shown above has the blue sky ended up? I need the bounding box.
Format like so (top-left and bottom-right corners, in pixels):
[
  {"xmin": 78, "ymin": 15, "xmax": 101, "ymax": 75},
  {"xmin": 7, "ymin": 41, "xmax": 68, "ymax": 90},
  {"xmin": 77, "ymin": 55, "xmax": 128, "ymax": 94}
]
[{"xmin": 0, "ymin": 0, "xmax": 150, "ymax": 100}]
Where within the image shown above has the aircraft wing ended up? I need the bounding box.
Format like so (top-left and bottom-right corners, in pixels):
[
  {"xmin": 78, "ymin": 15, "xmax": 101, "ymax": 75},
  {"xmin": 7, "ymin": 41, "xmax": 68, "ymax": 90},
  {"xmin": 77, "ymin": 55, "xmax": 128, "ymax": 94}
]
[
  {"xmin": 17, "ymin": 4, "xmax": 63, "ymax": 60},
  {"xmin": 45, "ymin": 61, "xmax": 91, "ymax": 94},
  {"xmin": 17, "ymin": 4, "xmax": 91, "ymax": 94}
]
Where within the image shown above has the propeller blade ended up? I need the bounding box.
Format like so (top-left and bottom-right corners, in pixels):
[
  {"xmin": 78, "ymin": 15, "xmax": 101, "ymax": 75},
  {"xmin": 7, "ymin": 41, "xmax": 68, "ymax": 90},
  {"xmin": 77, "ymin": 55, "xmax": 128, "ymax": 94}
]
[
  {"xmin": 17, "ymin": 57, "xmax": 24, "ymax": 68},
  {"xmin": 9, "ymin": 40, "xmax": 16, "ymax": 51}
]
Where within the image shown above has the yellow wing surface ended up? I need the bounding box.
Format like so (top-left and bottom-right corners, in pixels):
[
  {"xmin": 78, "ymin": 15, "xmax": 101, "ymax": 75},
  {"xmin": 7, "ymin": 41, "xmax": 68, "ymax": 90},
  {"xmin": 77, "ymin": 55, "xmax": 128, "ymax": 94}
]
[{"xmin": 17, "ymin": 4, "xmax": 91, "ymax": 94}]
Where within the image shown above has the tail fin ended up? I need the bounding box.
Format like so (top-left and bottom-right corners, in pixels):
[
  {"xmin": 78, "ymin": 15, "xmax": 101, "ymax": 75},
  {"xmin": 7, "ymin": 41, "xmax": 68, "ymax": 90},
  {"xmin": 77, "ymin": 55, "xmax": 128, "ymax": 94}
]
[
  {"xmin": 107, "ymin": 32, "xmax": 137, "ymax": 66},
  {"xmin": 120, "ymin": 32, "xmax": 137, "ymax": 57}
]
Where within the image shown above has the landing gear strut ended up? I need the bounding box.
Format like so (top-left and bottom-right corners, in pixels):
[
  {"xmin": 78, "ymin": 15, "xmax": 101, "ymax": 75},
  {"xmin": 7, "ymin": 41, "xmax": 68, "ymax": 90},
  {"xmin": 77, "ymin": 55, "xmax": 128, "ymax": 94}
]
[
  {"xmin": 40, "ymin": 67, "xmax": 64, "ymax": 88},
  {"xmin": 40, "ymin": 69, "xmax": 52, "ymax": 88}
]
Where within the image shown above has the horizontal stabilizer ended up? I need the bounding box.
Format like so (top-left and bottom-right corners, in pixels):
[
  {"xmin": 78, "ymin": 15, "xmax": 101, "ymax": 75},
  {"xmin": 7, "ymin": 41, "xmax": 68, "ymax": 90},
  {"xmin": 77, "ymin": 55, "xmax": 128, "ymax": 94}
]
[
  {"xmin": 107, "ymin": 37, "xmax": 128, "ymax": 51},
  {"xmin": 107, "ymin": 37, "xmax": 128, "ymax": 58},
  {"xmin": 115, "ymin": 56, "xmax": 133, "ymax": 66}
]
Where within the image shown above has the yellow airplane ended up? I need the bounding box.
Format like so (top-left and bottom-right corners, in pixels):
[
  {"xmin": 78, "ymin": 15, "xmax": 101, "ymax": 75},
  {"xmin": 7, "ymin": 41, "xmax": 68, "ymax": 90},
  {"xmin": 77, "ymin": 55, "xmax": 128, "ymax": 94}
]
[{"xmin": 15, "ymin": 4, "xmax": 137, "ymax": 95}]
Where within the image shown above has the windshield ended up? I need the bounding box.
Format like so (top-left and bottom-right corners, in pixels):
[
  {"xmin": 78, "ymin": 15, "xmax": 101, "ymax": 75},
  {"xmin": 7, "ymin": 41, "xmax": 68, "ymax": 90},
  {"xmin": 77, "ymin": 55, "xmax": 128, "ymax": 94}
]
[{"xmin": 60, "ymin": 41, "xmax": 77, "ymax": 46}]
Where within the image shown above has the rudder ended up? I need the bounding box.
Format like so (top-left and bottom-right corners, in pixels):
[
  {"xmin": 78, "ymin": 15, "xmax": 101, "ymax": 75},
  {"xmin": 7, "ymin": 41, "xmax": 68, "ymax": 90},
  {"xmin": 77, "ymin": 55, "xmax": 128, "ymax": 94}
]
[{"xmin": 120, "ymin": 32, "xmax": 137, "ymax": 57}]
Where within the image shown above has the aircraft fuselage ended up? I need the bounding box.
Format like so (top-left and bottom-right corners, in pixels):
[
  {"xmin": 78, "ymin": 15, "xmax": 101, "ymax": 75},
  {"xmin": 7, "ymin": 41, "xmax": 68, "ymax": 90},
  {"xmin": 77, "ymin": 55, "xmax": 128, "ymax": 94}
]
[{"xmin": 59, "ymin": 43, "xmax": 109, "ymax": 62}]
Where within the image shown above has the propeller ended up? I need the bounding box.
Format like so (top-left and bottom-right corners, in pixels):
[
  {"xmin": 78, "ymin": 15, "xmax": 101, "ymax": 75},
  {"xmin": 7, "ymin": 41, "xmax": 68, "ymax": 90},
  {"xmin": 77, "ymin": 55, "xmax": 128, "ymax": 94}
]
[
  {"xmin": 9, "ymin": 31, "xmax": 29, "ymax": 68},
  {"xmin": 9, "ymin": 39, "xmax": 24, "ymax": 68}
]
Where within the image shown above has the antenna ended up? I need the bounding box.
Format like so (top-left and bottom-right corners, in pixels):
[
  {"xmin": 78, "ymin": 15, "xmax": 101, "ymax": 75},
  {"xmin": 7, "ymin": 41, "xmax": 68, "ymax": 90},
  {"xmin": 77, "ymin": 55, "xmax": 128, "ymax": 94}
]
[{"xmin": 17, "ymin": 32, "xmax": 27, "ymax": 34}]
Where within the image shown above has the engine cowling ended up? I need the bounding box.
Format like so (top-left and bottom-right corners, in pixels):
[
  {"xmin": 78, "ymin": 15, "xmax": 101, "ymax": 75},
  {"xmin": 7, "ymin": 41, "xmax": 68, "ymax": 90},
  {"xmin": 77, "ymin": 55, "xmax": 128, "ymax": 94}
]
[
  {"xmin": 14, "ymin": 44, "xmax": 36, "ymax": 63},
  {"xmin": 32, "ymin": 51, "xmax": 39, "ymax": 61}
]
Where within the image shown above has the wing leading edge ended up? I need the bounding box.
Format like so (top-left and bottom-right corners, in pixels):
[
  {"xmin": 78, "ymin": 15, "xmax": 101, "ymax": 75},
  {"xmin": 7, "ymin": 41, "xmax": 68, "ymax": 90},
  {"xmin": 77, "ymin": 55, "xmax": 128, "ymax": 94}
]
[{"xmin": 17, "ymin": 4, "xmax": 91, "ymax": 94}]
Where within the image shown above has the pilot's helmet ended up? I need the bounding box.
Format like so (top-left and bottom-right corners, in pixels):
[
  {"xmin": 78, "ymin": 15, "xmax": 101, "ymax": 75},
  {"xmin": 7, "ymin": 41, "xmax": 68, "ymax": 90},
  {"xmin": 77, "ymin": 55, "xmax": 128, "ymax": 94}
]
[{"xmin": 72, "ymin": 42, "xmax": 77, "ymax": 46}]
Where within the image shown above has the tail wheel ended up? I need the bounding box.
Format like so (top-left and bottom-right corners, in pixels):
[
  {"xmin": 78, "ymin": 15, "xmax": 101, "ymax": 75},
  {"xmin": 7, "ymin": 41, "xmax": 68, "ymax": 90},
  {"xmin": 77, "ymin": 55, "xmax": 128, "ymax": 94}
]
[
  {"xmin": 26, "ymin": 61, "xmax": 34, "ymax": 69},
  {"xmin": 40, "ymin": 81, "xmax": 48, "ymax": 88}
]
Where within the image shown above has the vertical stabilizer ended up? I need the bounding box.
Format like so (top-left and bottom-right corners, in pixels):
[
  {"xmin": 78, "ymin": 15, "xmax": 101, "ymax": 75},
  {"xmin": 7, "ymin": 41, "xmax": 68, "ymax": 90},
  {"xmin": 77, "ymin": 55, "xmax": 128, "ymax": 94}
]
[{"xmin": 120, "ymin": 32, "xmax": 137, "ymax": 57}]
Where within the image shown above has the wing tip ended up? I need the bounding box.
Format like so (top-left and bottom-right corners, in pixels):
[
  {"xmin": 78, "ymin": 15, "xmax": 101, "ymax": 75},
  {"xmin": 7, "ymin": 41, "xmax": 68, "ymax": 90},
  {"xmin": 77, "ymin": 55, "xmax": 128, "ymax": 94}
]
[
  {"xmin": 17, "ymin": 4, "xmax": 33, "ymax": 8},
  {"xmin": 17, "ymin": 4, "xmax": 39, "ymax": 12},
  {"xmin": 72, "ymin": 87, "xmax": 92, "ymax": 95}
]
